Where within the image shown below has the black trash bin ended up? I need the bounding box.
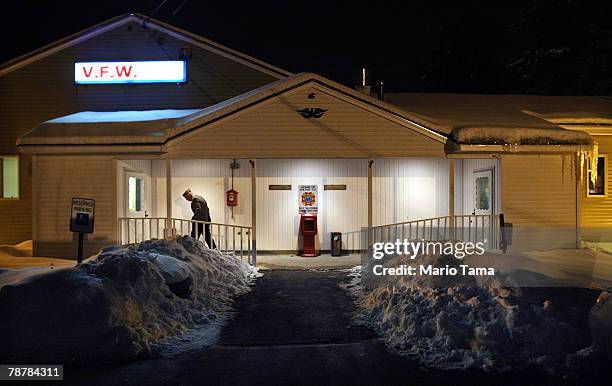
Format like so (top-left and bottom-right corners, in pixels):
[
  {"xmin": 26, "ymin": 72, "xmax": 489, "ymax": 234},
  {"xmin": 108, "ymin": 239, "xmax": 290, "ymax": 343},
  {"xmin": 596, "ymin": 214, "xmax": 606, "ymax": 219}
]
[{"xmin": 331, "ymin": 232, "xmax": 342, "ymax": 256}]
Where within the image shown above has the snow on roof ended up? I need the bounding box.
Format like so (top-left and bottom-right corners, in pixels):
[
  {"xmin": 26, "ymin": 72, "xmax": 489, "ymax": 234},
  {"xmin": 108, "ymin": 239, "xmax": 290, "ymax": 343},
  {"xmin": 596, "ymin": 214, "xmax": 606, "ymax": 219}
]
[
  {"xmin": 386, "ymin": 93, "xmax": 601, "ymax": 146},
  {"xmin": 18, "ymin": 75, "xmax": 603, "ymax": 149},
  {"xmin": 18, "ymin": 73, "xmax": 448, "ymax": 147},
  {"xmin": 47, "ymin": 110, "xmax": 202, "ymax": 124},
  {"xmin": 19, "ymin": 109, "xmax": 207, "ymax": 145}
]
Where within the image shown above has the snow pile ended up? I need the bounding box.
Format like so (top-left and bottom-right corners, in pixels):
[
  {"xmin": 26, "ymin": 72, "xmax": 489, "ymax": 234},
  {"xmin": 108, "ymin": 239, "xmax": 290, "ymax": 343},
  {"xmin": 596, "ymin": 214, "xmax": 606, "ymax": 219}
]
[
  {"xmin": 590, "ymin": 290, "xmax": 612, "ymax": 359},
  {"xmin": 348, "ymin": 253, "xmax": 608, "ymax": 373},
  {"xmin": 0, "ymin": 236, "xmax": 259, "ymax": 364}
]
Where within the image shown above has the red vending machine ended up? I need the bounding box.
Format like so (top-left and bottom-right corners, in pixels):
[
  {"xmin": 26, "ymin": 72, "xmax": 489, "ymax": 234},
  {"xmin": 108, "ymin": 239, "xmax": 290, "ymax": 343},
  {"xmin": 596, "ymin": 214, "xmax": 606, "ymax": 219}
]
[{"xmin": 300, "ymin": 214, "xmax": 318, "ymax": 257}]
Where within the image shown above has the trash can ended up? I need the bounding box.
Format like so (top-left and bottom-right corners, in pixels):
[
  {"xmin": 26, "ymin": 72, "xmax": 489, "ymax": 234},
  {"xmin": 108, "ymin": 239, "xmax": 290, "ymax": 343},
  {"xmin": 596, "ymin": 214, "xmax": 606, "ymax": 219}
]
[{"xmin": 331, "ymin": 232, "xmax": 342, "ymax": 256}]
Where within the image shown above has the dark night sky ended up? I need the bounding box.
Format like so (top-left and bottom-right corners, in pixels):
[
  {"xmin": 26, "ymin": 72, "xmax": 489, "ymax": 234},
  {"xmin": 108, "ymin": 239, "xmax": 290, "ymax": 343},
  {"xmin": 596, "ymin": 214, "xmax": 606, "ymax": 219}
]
[{"xmin": 2, "ymin": 0, "xmax": 611, "ymax": 94}]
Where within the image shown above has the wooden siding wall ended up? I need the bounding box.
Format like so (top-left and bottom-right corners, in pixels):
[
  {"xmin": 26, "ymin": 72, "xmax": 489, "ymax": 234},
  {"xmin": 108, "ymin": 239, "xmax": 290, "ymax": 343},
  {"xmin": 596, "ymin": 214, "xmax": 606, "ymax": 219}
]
[
  {"xmin": 35, "ymin": 156, "xmax": 116, "ymax": 258},
  {"xmin": 501, "ymin": 154, "xmax": 577, "ymax": 251},
  {"xmin": 141, "ymin": 158, "xmax": 451, "ymax": 251},
  {"xmin": 455, "ymin": 158, "xmax": 501, "ymax": 215},
  {"xmin": 166, "ymin": 85, "xmax": 446, "ymax": 159},
  {"xmin": 0, "ymin": 21, "xmax": 276, "ymax": 244}
]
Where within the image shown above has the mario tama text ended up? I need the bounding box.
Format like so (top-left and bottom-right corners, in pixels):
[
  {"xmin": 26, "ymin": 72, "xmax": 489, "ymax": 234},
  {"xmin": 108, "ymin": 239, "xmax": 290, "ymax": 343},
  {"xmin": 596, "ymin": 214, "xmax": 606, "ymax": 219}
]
[{"xmin": 370, "ymin": 240, "xmax": 495, "ymax": 277}]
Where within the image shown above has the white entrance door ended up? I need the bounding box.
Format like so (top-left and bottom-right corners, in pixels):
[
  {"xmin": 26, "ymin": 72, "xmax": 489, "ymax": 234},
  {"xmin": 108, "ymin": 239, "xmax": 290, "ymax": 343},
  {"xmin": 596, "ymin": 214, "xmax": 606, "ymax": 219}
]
[
  {"xmin": 125, "ymin": 171, "xmax": 150, "ymax": 242},
  {"xmin": 472, "ymin": 168, "xmax": 496, "ymax": 248},
  {"xmin": 473, "ymin": 169, "xmax": 494, "ymax": 215}
]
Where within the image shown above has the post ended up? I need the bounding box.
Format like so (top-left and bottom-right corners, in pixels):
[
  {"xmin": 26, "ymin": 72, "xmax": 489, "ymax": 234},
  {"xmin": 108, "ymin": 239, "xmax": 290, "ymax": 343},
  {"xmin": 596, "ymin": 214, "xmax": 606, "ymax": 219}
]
[
  {"xmin": 165, "ymin": 158, "xmax": 173, "ymax": 237},
  {"xmin": 449, "ymin": 158, "xmax": 455, "ymax": 239},
  {"xmin": 368, "ymin": 159, "xmax": 373, "ymax": 229},
  {"xmin": 367, "ymin": 159, "xmax": 373, "ymax": 256},
  {"xmin": 77, "ymin": 232, "xmax": 84, "ymax": 265},
  {"xmin": 31, "ymin": 155, "xmax": 39, "ymax": 257},
  {"xmin": 575, "ymin": 152, "xmax": 581, "ymax": 249},
  {"xmin": 250, "ymin": 159, "xmax": 257, "ymax": 266}
]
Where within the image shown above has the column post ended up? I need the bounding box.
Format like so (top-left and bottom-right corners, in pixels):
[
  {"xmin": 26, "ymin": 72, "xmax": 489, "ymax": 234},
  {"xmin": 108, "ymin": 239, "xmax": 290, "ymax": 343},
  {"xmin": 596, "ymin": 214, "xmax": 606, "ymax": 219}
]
[
  {"xmin": 250, "ymin": 159, "xmax": 257, "ymax": 266},
  {"xmin": 449, "ymin": 158, "xmax": 455, "ymax": 239},
  {"xmin": 368, "ymin": 159, "xmax": 373, "ymax": 230},
  {"xmin": 367, "ymin": 159, "xmax": 374, "ymax": 258},
  {"xmin": 575, "ymin": 152, "xmax": 581, "ymax": 249},
  {"xmin": 165, "ymin": 158, "xmax": 174, "ymax": 237}
]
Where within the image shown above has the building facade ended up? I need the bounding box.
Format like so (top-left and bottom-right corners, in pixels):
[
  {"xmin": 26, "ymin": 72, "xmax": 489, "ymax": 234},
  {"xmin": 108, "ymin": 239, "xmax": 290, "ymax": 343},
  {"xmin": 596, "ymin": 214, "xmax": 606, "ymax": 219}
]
[{"xmin": 2, "ymin": 13, "xmax": 608, "ymax": 261}]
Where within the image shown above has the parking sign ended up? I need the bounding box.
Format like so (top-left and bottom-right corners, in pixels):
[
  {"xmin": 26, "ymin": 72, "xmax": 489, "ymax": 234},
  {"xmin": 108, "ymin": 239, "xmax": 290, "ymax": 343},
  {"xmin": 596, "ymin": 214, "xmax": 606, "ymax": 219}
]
[{"xmin": 70, "ymin": 198, "xmax": 95, "ymax": 233}]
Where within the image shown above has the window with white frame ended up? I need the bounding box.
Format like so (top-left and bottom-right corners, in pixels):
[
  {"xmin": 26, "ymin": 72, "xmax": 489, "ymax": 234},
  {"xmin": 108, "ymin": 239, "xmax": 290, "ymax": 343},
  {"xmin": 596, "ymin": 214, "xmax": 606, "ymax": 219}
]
[
  {"xmin": 128, "ymin": 176, "xmax": 144, "ymax": 212},
  {"xmin": 587, "ymin": 155, "xmax": 607, "ymax": 197},
  {"xmin": 0, "ymin": 156, "xmax": 19, "ymax": 199}
]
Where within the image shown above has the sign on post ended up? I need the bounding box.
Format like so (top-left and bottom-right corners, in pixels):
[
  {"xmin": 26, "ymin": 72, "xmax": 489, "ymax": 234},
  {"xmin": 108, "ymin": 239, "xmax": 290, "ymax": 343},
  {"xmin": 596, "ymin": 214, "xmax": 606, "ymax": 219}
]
[
  {"xmin": 70, "ymin": 198, "xmax": 95, "ymax": 264},
  {"xmin": 298, "ymin": 185, "xmax": 318, "ymax": 214},
  {"xmin": 70, "ymin": 198, "xmax": 95, "ymax": 233}
]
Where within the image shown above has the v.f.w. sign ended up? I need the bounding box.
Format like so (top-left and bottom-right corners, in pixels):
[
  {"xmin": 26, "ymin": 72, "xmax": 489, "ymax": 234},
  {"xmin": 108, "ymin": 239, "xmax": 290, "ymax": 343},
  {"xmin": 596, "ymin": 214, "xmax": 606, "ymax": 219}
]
[{"xmin": 74, "ymin": 61, "xmax": 186, "ymax": 84}]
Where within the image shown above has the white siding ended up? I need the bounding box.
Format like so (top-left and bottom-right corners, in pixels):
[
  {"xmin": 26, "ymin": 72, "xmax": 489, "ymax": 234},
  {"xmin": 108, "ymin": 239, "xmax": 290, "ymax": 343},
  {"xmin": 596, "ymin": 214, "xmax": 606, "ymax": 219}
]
[
  {"xmin": 129, "ymin": 158, "xmax": 456, "ymax": 252},
  {"xmin": 255, "ymin": 159, "xmax": 368, "ymax": 251},
  {"xmin": 373, "ymin": 159, "xmax": 450, "ymax": 225}
]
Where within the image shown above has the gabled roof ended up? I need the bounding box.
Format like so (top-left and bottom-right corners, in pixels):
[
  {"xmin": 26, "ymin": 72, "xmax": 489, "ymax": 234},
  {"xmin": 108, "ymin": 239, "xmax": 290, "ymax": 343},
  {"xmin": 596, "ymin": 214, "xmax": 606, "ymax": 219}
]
[
  {"xmin": 18, "ymin": 73, "xmax": 595, "ymax": 154},
  {"xmin": 0, "ymin": 12, "xmax": 291, "ymax": 79},
  {"xmin": 17, "ymin": 72, "xmax": 448, "ymax": 149}
]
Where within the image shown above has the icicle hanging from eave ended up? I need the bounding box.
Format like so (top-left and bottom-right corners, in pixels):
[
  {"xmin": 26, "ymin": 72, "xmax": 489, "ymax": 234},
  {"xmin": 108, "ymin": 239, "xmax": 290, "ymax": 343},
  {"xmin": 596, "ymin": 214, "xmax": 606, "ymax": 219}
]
[
  {"xmin": 590, "ymin": 142, "xmax": 599, "ymax": 185},
  {"xmin": 577, "ymin": 142, "xmax": 599, "ymax": 186}
]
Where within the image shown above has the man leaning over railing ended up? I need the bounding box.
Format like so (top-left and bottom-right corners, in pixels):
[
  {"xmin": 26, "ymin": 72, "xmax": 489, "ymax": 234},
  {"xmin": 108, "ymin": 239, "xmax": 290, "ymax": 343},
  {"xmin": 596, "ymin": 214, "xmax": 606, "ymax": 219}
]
[{"xmin": 182, "ymin": 189, "xmax": 217, "ymax": 249}]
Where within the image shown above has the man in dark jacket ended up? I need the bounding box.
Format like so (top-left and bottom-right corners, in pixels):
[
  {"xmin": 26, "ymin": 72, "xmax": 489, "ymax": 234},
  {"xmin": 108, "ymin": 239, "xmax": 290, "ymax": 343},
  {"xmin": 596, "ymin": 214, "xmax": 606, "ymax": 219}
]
[{"xmin": 182, "ymin": 189, "xmax": 216, "ymax": 249}]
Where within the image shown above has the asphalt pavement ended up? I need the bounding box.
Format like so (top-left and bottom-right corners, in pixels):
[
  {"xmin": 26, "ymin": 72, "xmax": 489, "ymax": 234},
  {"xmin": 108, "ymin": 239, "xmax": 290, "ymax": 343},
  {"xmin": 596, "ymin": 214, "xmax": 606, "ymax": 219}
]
[{"xmin": 58, "ymin": 270, "xmax": 581, "ymax": 386}]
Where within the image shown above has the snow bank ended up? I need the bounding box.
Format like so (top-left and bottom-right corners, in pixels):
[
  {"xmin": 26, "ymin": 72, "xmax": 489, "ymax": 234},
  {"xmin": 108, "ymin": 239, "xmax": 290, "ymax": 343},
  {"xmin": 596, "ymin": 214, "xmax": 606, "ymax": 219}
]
[
  {"xmin": 347, "ymin": 253, "xmax": 608, "ymax": 373},
  {"xmin": 0, "ymin": 236, "xmax": 259, "ymax": 364},
  {"xmin": 590, "ymin": 290, "xmax": 612, "ymax": 359}
]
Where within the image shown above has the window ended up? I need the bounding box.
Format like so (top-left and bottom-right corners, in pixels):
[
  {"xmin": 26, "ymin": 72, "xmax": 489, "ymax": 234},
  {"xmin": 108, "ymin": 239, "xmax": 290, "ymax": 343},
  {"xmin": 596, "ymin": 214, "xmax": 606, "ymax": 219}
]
[
  {"xmin": 587, "ymin": 155, "xmax": 607, "ymax": 197},
  {"xmin": 128, "ymin": 176, "xmax": 144, "ymax": 212},
  {"xmin": 0, "ymin": 156, "xmax": 19, "ymax": 199}
]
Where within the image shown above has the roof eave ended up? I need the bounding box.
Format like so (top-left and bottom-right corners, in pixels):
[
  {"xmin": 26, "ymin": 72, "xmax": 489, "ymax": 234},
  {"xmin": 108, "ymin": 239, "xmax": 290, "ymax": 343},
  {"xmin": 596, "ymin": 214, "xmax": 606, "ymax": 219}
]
[{"xmin": 447, "ymin": 142, "xmax": 591, "ymax": 155}]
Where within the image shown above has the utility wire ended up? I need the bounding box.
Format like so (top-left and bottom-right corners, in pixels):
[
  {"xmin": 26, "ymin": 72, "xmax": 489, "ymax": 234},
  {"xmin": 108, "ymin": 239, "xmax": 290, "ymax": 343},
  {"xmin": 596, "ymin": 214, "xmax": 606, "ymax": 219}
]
[
  {"xmin": 149, "ymin": 0, "xmax": 170, "ymax": 18},
  {"xmin": 169, "ymin": 0, "xmax": 189, "ymax": 18}
]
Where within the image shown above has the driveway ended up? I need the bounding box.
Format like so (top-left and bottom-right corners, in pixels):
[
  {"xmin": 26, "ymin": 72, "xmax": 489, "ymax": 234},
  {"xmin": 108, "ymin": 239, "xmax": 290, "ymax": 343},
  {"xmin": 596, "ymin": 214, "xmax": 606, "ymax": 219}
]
[{"xmin": 59, "ymin": 270, "xmax": 580, "ymax": 386}]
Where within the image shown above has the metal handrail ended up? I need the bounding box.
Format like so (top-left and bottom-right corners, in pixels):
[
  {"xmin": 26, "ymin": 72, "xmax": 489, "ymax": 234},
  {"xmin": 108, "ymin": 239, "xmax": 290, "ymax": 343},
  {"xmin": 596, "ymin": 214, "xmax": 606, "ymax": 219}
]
[
  {"xmin": 117, "ymin": 217, "xmax": 253, "ymax": 263},
  {"xmin": 170, "ymin": 218, "xmax": 252, "ymax": 262},
  {"xmin": 370, "ymin": 214, "xmax": 500, "ymax": 251},
  {"xmin": 371, "ymin": 216, "xmax": 449, "ymax": 230}
]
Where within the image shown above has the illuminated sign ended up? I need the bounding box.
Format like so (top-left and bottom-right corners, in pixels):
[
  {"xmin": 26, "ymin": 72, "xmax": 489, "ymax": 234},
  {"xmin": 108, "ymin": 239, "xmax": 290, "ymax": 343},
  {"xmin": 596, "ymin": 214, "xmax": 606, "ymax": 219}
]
[{"xmin": 74, "ymin": 61, "xmax": 186, "ymax": 84}]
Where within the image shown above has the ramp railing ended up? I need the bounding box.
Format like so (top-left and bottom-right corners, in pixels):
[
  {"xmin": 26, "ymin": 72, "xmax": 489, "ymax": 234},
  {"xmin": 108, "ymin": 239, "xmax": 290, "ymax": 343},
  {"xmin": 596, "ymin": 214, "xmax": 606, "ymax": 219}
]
[
  {"xmin": 370, "ymin": 214, "xmax": 500, "ymax": 251},
  {"xmin": 117, "ymin": 217, "xmax": 252, "ymax": 263}
]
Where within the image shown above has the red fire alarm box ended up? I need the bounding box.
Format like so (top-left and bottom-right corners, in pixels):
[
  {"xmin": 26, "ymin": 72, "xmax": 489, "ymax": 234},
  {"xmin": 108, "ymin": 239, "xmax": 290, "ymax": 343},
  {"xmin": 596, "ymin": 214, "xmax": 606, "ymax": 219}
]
[
  {"xmin": 226, "ymin": 189, "xmax": 238, "ymax": 206},
  {"xmin": 300, "ymin": 214, "xmax": 317, "ymax": 257}
]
